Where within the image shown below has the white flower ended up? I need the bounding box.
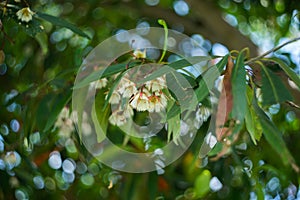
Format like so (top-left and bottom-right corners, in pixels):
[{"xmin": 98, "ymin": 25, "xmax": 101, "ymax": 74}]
[
  {"xmin": 133, "ymin": 49, "xmax": 146, "ymax": 59},
  {"xmin": 145, "ymin": 77, "xmax": 166, "ymax": 92},
  {"xmin": 123, "ymin": 104, "xmax": 134, "ymax": 118},
  {"xmin": 148, "ymin": 92, "xmax": 168, "ymax": 112},
  {"xmin": 96, "ymin": 78, "xmax": 108, "ymax": 89},
  {"xmin": 256, "ymin": 88, "xmax": 262, "ymax": 103},
  {"xmin": 109, "ymin": 110, "xmax": 127, "ymax": 126},
  {"xmin": 123, "ymin": 84, "xmax": 137, "ymax": 98},
  {"xmin": 130, "ymin": 89, "xmax": 150, "ymax": 111},
  {"xmin": 194, "ymin": 103, "xmax": 211, "ymax": 129},
  {"xmin": 118, "ymin": 78, "xmax": 137, "ymax": 97},
  {"xmin": 108, "ymin": 91, "xmax": 121, "ymax": 104},
  {"xmin": 55, "ymin": 107, "xmax": 74, "ymax": 138},
  {"xmin": 16, "ymin": 7, "xmax": 34, "ymax": 23}
]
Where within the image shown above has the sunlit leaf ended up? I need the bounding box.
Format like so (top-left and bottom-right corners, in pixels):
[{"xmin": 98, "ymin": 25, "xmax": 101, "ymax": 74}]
[
  {"xmin": 261, "ymin": 64, "xmax": 293, "ymax": 106},
  {"xmin": 245, "ymin": 87, "xmax": 262, "ymax": 145},
  {"xmin": 194, "ymin": 170, "xmax": 211, "ymax": 198},
  {"xmin": 231, "ymin": 51, "xmax": 247, "ymax": 121}
]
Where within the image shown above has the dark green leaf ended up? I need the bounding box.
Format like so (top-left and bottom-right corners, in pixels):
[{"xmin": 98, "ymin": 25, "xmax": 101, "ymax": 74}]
[
  {"xmin": 36, "ymin": 11, "xmax": 91, "ymax": 39},
  {"xmin": 36, "ymin": 89, "xmax": 71, "ymax": 132},
  {"xmin": 166, "ymin": 102, "xmax": 180, "ymax": 120},
  {"xmin": 253, "ymin": 99, "xmax": 296, "ymax": 166},
  {"xmin": 231, "ymin": 51, "xmax": 247, "ymax": 121},
  {"xmin": 44, "ymin": 90, "xmax": 72, "ymax": 132},
  {"xmin": 264, "ymin": 57, "xmax": 300, "ymax": 89},
  {"xmin": 261, "ymin": 65, "xmax": 293, "ymax": 106}
]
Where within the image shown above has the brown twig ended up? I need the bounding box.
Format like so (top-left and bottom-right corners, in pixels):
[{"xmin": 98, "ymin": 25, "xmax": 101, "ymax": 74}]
[{"xmin": 245, "ymin": 37, "xmax": 300, "ymax": 65}]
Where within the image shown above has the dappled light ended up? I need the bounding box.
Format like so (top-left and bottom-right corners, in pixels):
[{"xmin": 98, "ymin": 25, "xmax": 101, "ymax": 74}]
[{"xmin": 1, "ymin": 0, "xmax": 300, "ymax": 199}]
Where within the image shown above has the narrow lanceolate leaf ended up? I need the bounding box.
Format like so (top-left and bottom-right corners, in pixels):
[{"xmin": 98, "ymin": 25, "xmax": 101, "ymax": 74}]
[
  {"xmin": 103, "ymin": 71, "xmax": 126, "ymax": 110},
  {"xmin": 253, "ymin": 99, "xmax": 298, "ymax": 169},
  {"xmin": 36, "ymin": 12, "xmax": 91, "ymax": 39},
  {"xmin": 92, "ymin": 89, "xmax": 110, "ymax": 142},
  {"xmin": 215, "ymin": 57, "xmax": 234, "ymax": 141},
  {"xmin": 264, "ymin": 57, "xmax": 300, "ymax": 89},
  {"xmin": 166, "ymin": 70, "xmax": 198, "ymax": 112},
  {"xmin": 73, "ymin": 62, "xmax": 135, "ymax": 89},
  {"xmin": 139, "ymin": 56, "xmax": 211, "ymax": 84},
  {"xmin": 231, "ymin": 51, "xmax": 247, "ymax": 122},
  {"xmin": 195, "ymin": 55, "xmax": 228, "ymax": 102},
  {"xmin": 261, "ymin": 65, "xmax": 293, "ymax": 106},
  {"xmin": 245, "ymin": 87, "xmax": 262, "ymax": 145},
  {"xmin": 167, "ymin": 112, "xmax": 180, "ymax": 145}
]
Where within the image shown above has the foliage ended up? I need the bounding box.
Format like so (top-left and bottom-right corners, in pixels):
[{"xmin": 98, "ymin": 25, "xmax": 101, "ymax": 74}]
[{"xmin": 1, "ymin": 0, "xmax": 300, "ymax": 200}]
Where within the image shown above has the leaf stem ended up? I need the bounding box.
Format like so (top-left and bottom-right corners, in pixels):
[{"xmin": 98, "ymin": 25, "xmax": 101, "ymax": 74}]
[
  {"xmin": 158, "ymin": 19, "xmax": 168, "ymax": 63},
  {"xmin": 245, "ymin": 36, "xmax": 300, "ymax": 65}
]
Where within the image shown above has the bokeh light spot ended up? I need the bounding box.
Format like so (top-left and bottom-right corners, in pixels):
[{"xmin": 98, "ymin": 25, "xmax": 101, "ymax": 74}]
[{"xmin": 173, "ymin": 1, "xmax": 189, "ymax": 16}]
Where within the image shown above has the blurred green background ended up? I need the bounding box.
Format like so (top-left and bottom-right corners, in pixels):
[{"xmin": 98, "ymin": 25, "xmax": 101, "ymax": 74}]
[{"xmin": 1, "ymin": 0, "xmax": 300, "ymax": 199}]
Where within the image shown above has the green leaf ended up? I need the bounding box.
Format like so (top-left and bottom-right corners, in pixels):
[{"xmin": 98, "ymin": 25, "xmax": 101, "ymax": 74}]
[
  {"xmin": 103, "ymin": 71, "xmax": 126, "ymax": 110},
  {"xmin": 92, "ymin": 89, "xmax": 110, "ymax": 142},
  {"xmin": 194, "ymin": 170, "xmax": 211, "ymax": 198},
  {"xmin": 167, "ymin": 112, "xmax": 180, "ymax": 144},
  {"xmin": 73, "ymin": 61, "xmax": 139, "ymax": 89},
  {"xmin": 215, "ymin": 54, "xmax": 229, "ymax": 74},
  {"xmin": 245, "ymin": 87, "xmax": 262, "ymax": 145},
  {"xmin": 231, "ymin": 51, "xmax": 247, "ymax": 121},
  {"xmin": 36, "ymin": 90, "xmax": 71, "ymax": 132},
  {"xmin": 261, "ymin": 65, "xmax": 293, "ymax": 106},
  {"xmin": 195, "ymin": 54, "xmax": 228, "ymax": 102},
  {"xmin": 72, "ymin": 87, "xmax": 89, "ymax": 140},
  {"xmin": 166, "ymin": 102, "xmax": 180, "ymax": 120},
  {"xmin": 166, "ymin": 70, "xmax": 197, "ymax": 112},
  {"xmin": 138, "ymin": 56, "xmax": 211, "ymax": 84},
  {"xmin": 36, "ymin": 11, "xmax": 91, "ymax": 39},
  {"xmin": 264, "ymin": 57, "xmax": 300, "ymax": 89},
  {"xmin": 44, "ymin": 90, "xmax": 72, "ymax": 132},
  {"xmin": 35, "ymin": 32, "xmax": 48, "ymax": 55},
  {"xmin": 253, "ymin": 99, "xmax": 296, "ymax": 166}
]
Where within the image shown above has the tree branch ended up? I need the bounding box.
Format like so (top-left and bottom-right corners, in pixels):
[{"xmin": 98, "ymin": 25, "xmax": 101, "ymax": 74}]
[{"xmin": 245, "ymin": 36, "xmax": 300, "ymax": 65}]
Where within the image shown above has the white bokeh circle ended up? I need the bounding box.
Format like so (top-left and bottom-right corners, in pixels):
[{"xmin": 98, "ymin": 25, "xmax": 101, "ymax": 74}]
[{"xmin": 72, "ymin": 27, "xmax": 222, "ymax": 173}]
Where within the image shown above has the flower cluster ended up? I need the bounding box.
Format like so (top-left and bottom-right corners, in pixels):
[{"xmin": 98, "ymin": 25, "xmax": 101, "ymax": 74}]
[
  {"xmin": 194, "ymin": 103, "xmax": 211, "ymax": 129},
  {"xmin": 55, "ymin": 107, "xmax": 75, "ymax": 138},
  {"xmin": 107, "ymin": 75, "xmax": 168, "ymax": 126}
]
